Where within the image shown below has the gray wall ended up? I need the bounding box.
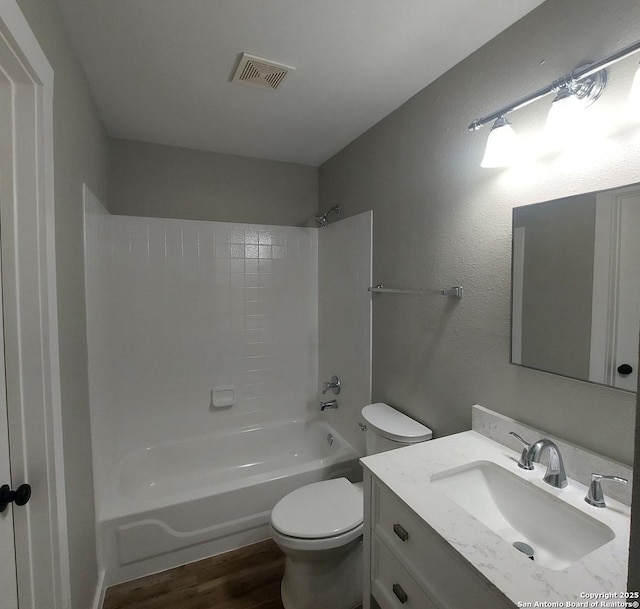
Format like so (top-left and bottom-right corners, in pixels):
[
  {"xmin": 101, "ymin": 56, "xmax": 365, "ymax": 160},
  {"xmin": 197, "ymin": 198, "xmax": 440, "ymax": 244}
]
[
  {"xmin": 319, "ymin": 1, "xmax": 640, "ymax": 583},
  {"xmin": 321, "ymin": 0, "xmax": 640, "ymax": 587},
  {"xmin": 16, "ymin": 0, "xmax": 108, "ymax": 607},
  {"xmin": 515, "ymin": 194, "xmax": 596, "ymax": 381},
  {"xmin": 320, "ymin": 0, "xmax": 639, "ymax": 466},
  {"xmin": 109, "ymin": 138, "xmax": 318, "ymax": 226}
]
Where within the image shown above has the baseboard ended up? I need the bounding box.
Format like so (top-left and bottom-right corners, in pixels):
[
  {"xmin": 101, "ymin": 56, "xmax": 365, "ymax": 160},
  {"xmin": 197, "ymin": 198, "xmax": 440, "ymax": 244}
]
[{"xmin": 91, "ymin": 570, "xmax": 107, "ymax": 609}]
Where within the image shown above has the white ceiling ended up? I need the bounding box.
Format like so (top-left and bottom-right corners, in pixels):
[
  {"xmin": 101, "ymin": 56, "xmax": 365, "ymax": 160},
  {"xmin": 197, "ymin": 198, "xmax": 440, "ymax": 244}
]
[{"xmin": 55, "ymin": 0, "xmax": 545, "ymax": 166}]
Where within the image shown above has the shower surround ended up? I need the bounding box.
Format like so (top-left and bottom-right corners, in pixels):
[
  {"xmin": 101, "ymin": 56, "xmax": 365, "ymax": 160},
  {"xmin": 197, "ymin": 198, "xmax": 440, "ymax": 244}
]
[{"xmin": 83, "ymin": 187, "xmax": 372, "ymax": 583}]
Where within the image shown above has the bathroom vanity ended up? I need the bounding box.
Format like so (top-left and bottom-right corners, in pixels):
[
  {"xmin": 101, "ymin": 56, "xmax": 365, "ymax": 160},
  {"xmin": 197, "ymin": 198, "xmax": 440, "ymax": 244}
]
[
  {"xmin": 361, "ymin": 406, "xmax": 631, "ymax": 609},
  {"xmin": 364, "ymin": 471, "xmax": 513, "ymax": 608}
]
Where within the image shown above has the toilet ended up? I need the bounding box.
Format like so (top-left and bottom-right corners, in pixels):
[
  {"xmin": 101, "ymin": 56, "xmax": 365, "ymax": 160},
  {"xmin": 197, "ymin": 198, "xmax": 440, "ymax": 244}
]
[{"xmin": 270, "ymin": 403, "xmax": 433, "ymax": 609}]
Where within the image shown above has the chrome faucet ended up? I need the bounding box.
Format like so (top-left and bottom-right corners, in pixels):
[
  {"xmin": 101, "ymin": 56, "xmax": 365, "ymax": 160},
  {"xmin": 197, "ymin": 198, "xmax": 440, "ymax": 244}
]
[
  {"xmin": 320, "ymin": 399, "xmax": 338, "ymax": 411},
  {"xmin": 321, "ymin": 375, "xmax": 341, "ymax": 395},
  {"xmin": 509, "ymin": 432, "xmax": 567, "ymax": 489},
  {"xmin": 509, "ymin": 432, "xmax": 535, "ymax": 470},
  {"xmin": 584, "ymin": 473, "xmax": 628, "ymax": 508}
]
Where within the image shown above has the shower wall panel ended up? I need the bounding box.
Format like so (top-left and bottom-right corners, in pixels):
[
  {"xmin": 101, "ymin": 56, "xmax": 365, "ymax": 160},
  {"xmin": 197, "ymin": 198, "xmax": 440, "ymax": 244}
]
[
  {"xmin": 85, "ymin": 203, "xmax": 318, "ymax": 510},
  {"xmin": 318, "ymin": 211, "xmax": 372, "ymax": 453},
  {"xmin": 84, "ymin": 188, "xmax": 116, "ymax": 511}
]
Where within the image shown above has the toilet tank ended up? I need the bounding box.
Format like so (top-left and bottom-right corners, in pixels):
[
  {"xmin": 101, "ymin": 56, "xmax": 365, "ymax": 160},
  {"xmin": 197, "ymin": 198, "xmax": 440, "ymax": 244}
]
[{"xmin": 361, "ymin": 403, "xmax": 432, "ymax": 455}]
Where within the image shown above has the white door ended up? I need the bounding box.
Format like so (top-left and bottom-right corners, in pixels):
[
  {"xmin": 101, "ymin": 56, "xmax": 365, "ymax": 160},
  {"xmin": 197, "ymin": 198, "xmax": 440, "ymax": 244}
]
[
  {"xmin": 0, "ymin": 298, "xmax": 17, "ymax": 606},
  {"xmin": 590, "ymin": 185, "xmax": 640, "ymax": 391},
  {"xmin": 0, "ymin": 70, "xmax": 17, "ymax": 609},
  {"xmin": 613, "ymin": 194, "xmax": 640, "ymax": 391},
  {"xmin": 0, "ymin": 3, "xmax": 69, "ymax": 607}
]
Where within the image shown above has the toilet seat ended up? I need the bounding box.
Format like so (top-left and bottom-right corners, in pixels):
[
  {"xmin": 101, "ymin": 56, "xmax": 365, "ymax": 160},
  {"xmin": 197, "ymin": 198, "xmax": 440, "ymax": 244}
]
[
  {"xmin": 271, "ymin": 478, "xmax": 363, "ymax": 542},
  {"xmin": 270, "ymin": 520, "xmax": 363, "ymax": 552}
]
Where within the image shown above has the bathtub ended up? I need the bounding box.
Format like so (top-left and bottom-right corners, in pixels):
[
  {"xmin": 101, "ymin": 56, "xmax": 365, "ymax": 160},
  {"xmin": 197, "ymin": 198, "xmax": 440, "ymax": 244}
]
[{"xmin": 99, "ymin": 418, "xmax": 361, "ymax": 584}]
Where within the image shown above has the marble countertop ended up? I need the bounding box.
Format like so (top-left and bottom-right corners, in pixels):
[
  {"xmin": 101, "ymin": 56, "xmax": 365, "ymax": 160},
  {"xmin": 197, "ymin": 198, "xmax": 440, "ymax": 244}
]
[{"xmin": 361, "ymin": 430, "xmax": 631, "ymax": 605}]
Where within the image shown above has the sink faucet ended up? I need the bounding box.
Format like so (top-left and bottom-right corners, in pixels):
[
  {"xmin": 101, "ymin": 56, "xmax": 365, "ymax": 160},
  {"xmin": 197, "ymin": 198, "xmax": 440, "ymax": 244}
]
[
  {"xmin": 320, "ymin": 399, "xmax": 338, "ymax": 411},
  {"xmin": 509, "ymin": 432, "xmax": 568, "ymax": 489}
]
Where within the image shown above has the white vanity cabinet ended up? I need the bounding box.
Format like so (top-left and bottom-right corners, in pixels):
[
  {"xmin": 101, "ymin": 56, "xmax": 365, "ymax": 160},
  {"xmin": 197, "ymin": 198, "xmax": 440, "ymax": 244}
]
[
  {"xmin": 361, "ymin": 423, "xmax": 630, "ymax": 609},
  {"xmin": 363, "ymin": 470, "xmax": 514, "ymax": 609}
]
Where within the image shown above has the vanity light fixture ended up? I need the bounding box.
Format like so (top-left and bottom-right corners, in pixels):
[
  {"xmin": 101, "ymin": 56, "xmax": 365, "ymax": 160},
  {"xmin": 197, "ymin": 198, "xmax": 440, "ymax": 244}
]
[
  {"xmin": 545, "ymin": 86, "xmax": 579, "ymax": 131},
  {"xmin": 544, "ymin": 87, "xmax": 586, "ymax": 145},
  {"xmin": 629, "ymin": 62, "xmax": 640, "ymax": 119},
  {"xmin": 469, "ymin": 37, "xmax": 640, "ymax": 166},
  {"xmin": 480, "ymin": 116, "xmax": 517, "ymax": 168},
  {"xmin": 546, "ymin": 68, "xmax": 606, "ymax": 146}
]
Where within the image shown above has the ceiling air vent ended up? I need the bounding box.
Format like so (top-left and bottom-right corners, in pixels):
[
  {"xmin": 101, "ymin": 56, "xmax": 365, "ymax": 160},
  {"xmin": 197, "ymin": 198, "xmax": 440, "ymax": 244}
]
[{"xmin": 231, "ymin": 53, "xmax": 294, "ymax": 91}]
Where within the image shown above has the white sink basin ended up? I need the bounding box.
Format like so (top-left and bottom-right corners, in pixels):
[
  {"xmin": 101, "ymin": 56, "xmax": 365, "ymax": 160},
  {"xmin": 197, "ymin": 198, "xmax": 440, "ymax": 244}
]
[{"xmin": 430, "ymin": 460, "xmax": 615, "ymax": 570}]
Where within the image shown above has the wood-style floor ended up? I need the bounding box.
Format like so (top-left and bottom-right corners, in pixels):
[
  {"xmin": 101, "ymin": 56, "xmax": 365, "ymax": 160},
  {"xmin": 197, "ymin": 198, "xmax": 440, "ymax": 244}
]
[{"xmin": 103, "ymin": 539, "xmax": 286, "ymax": 609}]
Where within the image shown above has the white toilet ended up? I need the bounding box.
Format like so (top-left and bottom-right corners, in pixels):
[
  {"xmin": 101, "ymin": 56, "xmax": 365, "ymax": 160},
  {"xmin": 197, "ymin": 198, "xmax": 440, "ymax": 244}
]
[{"xmin": 270, "ymin": 403, "xmax": 433, "ymax": 609}]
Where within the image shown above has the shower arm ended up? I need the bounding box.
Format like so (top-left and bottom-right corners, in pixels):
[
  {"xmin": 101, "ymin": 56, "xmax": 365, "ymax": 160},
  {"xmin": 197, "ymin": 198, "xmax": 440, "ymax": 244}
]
[{"xmin": 315, "ymin": 204, "xmax": 340, "ymax": 227}]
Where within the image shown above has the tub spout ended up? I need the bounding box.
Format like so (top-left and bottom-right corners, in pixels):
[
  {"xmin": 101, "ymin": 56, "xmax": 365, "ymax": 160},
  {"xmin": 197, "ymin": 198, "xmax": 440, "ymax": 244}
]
[{"xmin": 320, "ymin": 399, "xmax": 338, "ymax": 411}]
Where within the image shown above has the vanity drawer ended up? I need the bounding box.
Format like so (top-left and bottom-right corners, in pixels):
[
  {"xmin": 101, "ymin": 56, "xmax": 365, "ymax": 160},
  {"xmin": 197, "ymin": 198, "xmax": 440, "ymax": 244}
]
[
  {"xmin": 371, "ymin": 536, "xmax": 438, "ymax": 609},
  {"xmin": 373, "ymin": 480, "xmax": 431, "ymax": 569},
  {"xmin": 372, "ymin": 481, "xmax": 513, "ymax": 609}
]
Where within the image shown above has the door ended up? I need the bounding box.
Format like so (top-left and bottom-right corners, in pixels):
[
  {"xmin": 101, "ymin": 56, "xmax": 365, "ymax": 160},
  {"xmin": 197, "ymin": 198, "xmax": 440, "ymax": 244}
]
[
  {"xmin": 590, "ymin": 185, "xmax": 640, "ymax": 391},
  {"xmin": 0, "ymin": 3, "xmax": 68, "ymax": 606},
  {"xmin": 614, "ymin": 193, "xmax": 640, "ymax": 390},
  {"xmin": 0, "ymin": 298, "xmax": 17, "ymax": 606},
  {"xmin": 0, "ymin": 72, "xmax": 17, "ymax": 609}
]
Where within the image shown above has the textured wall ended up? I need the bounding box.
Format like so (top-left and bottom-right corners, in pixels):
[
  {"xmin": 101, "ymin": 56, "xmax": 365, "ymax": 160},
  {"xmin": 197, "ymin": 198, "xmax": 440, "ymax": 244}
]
[
  {"xmin": 319, "ymin": 1, "xmax": 640, "ymax": 585},
  {"xmin": 15, "ymin": 0, "xmax": 108, "ymax": 607},
  {"xmin": 109, "ymin": 138, "xmax": 319, "ymax": 226},
  {"xmin": 319, "ymin": 0, "xmax": 639, "ymax": 467}
]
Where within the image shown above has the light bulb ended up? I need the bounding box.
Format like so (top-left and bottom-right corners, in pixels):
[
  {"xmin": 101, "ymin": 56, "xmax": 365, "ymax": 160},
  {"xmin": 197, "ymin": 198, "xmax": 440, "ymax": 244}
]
[
  {"xmin": 480, "ymin": 116, "xmax": 517, "ymax": 168},
  {"xmin": 546, "ymin": 87, "xmax": 585, "ymax": 146},
  {"xmin": 629, "ymin": 62, "xmax": 640, "ymax": 120}
]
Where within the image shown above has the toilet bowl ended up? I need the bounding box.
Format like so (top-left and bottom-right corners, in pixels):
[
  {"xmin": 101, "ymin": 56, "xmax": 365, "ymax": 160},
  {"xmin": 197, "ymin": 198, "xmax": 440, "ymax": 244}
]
[
  {"xmin": 270, "ymin": 478, "xmax": 364, "ymax": 609},
  {"xmin": 270, "ymin": 403, "xmax": 432, "ymax": 609}
]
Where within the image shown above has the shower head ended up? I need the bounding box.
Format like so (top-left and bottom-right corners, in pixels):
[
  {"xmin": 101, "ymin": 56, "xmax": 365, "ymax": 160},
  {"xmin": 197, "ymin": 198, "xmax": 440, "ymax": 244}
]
[{"xmin": 315, "ymin": 204, "xmax": 340, "ymax": 228}]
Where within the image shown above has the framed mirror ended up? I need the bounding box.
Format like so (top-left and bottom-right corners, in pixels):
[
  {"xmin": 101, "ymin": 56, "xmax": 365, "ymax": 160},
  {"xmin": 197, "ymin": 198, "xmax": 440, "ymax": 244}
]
[{"xmin": 511, "ymin": 183, "xmax": 640, "ymax": 392}]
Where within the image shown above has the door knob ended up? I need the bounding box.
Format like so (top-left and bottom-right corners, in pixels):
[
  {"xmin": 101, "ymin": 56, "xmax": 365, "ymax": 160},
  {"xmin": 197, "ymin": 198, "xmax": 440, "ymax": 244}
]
[
  {"xmin": 617, "ymin": 364, "xmax": 633, "ymax": 375},
  {"xmin": 0, "ymin": 483, "xmax": 31, "ymax": 512}
]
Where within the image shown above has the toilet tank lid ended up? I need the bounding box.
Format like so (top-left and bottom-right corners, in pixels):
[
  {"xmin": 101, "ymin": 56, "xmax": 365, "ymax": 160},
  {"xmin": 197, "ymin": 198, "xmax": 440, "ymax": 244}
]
[{"xmin": 361, "ymin": 403, "xmax": 432, "ymax": 442}]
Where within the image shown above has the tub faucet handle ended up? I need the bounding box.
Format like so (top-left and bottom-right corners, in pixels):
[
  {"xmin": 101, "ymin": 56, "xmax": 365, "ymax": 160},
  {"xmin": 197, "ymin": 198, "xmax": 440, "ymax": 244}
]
[{"xmin": 322, "ymin": 375, "xmax": 341, "ymax": 395}]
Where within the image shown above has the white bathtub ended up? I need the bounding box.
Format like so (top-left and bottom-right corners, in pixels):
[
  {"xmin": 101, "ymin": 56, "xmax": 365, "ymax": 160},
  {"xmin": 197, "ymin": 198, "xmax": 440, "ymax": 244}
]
[{"xmin": 99, "ymin": 418, "xmax": 361, "ymax": 584}]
